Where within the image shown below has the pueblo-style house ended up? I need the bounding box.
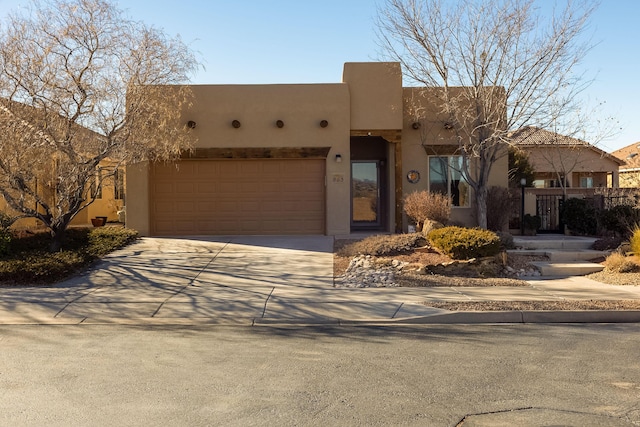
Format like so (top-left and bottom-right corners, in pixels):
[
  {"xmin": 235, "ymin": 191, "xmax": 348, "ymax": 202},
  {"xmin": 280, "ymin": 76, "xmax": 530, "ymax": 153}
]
[{"xmin": 126, "ymin": 62, "xmax": 508, "ymax": 237}]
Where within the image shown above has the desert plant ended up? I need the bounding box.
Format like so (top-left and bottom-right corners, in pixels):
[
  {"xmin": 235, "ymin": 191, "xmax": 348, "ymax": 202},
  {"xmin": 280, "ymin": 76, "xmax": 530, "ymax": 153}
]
[
  {"xmin": 604, "ymin": 252, "xmax": 640, "ymax": 273},
  {"xmin": 428, "ymin": 226, "xmax": 501, "ymax": 260},
  {"xmin": 403, "ymin": 190, "xmax": 451, "ymax": 230},
  {"xmin": 561, "ymin": 198, "xmax": 597, "ymax": 235}
]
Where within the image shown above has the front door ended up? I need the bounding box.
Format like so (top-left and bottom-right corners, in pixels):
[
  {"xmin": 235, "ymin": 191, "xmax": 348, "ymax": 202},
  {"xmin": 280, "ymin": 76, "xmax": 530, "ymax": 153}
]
[{"xmin": 351, "ymin": 161, "xmax": 384, "ymax": 229}]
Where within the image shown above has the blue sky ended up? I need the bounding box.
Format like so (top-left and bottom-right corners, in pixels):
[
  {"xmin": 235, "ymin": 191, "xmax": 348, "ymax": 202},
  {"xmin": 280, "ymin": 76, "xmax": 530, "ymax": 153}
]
[{"xmin": 0, "ymin": 0, "xmax": 638, "ymax": 152}]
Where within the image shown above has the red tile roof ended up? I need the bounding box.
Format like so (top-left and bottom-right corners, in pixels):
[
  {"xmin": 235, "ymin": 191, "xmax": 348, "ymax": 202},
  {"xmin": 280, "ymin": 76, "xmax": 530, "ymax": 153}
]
[
  {"xmin": 612, "ymin": 142, "xmax": 640, "ymax": 169},
  {"xmin": 510, "ymin": 126, "xmax": 624, "ymax": 165}
]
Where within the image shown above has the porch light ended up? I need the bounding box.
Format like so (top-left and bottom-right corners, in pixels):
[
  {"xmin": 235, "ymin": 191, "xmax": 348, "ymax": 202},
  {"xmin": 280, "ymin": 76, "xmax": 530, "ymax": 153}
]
[
  {"xmin": 276, "ymin": 120, "xmax": 284, "ymax": 128},
  {"xmin": 412, "ymin": 122, "xmax": 421, "ymax": 130},
  {"xmin": 187, "ymin": 120, "xmax": 196, "ymax": 129},
  {"xmin": 232, "ymin": 120, "xmax": 241, "ymax": 128},
  {"xmin": 320, "ymin": 120, "xmax": 328, "ymax": 128},
  {"xmin": 335, "ymin": 154, "xmax": 342, "ymax": 163}
]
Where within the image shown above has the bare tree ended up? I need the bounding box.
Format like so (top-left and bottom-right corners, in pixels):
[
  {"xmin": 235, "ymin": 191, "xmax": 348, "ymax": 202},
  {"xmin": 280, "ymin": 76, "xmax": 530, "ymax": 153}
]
[
  {"xmin": 377, "ymin": 0, "xmax": 596, "ymax": 228},
  {"xmin": 0, "ymin": 0, "xmax": 199, "ymax": 251}
]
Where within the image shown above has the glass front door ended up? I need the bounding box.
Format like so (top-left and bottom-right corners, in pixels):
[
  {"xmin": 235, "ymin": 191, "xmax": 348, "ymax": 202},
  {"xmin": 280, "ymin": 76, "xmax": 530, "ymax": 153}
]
[{"xmin": 351, "ymin": 161, "xmax": 382, "ymax": 228}]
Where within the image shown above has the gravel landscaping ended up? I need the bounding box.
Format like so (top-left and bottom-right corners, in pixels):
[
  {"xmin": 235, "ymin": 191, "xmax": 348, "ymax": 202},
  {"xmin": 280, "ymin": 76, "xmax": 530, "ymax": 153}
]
[{"xmin": 333, "ymin": 238, "xmax": 640, "ymax": 311}]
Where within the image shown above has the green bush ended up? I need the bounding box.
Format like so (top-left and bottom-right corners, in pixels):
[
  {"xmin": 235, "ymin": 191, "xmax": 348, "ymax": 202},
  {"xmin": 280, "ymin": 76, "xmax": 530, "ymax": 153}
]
[
  {"xmin": 0, "ymin": 226, "xmax": 139, "ymax": 285},
  {"xmin": 86, "ymin": 227, "xmax": 139, "ymax": 257},
  {"xmin": 0, "ymin": 212, "xmax": 13, "ymax": 256},
  {"xmin": 631, "ymin": 225, "xmax": 640, "ymax": 256},
  {"xmin": 561, "ymin": 198, "xmax": 597, "ymax": 236},
  {"xmin": 427, "ymin": 226, "xmax": 501, "ymax": 260},
  {"xmin": 337, "ymin": 233, "xmax": 427, "ymax": 257},
  {"xmin": 0, "ymin": 230, "xmax": 11, "ymax": 257},
  {"xmin": 0, "ymin": 251, "xmax": 85, "ymax": 283}
]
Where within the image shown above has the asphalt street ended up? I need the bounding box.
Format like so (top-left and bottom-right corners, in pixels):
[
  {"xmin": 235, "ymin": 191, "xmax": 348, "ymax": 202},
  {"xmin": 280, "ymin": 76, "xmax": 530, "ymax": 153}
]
[{"xmin": 0, "ymin": 324, "xmax": 638, "ymax": 426}]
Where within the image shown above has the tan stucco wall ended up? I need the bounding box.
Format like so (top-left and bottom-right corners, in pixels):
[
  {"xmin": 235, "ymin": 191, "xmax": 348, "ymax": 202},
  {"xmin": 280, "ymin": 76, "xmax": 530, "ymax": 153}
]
[
  {"xmin": 620, "ymin": 170, "xmax": 640, "ymax": 187},
  {"xmin": 400, "ymin": 87, "xmax": 508, "ymax": 228},
  {"xmin": 127, "ymin": 83, "xmax": 352, "ymax": 236},
  {"xmin": 343, "ymin": 62, "xmax": 403, "ymax": 131},
  {"xmin": 525, "ymin": 145, "xmax": 620, "ymax": 187},
  {"xmin": 125, "ymin": 161, "xmax": 150, "ymax": 236}
]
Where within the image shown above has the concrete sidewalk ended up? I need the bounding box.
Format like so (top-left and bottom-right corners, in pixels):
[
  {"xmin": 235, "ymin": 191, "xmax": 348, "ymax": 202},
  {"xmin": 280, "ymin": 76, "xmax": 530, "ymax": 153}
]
[{"xmin": 0, "ymin": 236, "xmax": 639, "ymax": 325}]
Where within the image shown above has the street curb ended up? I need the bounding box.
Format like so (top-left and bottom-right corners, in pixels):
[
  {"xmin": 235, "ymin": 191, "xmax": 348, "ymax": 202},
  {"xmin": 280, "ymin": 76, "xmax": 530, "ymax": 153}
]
[
  {"xmin": 1, "ymin": 311, "xmax": 639, "ymax": 326},
  {"xmin": 361, "ymin": 310, "xmax": 640, "ymax": 325}
]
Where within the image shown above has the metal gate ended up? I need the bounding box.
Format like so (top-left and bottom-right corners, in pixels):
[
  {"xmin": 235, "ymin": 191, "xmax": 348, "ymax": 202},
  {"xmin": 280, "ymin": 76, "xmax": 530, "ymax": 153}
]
[{"xmin": 536, "ymin": 195, "xmax": 565, "ymax": 233}]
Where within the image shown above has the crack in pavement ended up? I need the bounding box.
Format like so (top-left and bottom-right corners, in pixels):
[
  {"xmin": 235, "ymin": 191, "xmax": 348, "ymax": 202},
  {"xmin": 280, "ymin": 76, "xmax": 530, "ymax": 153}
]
[{"xmin": 150, "ymin": 241, "xmax": 230, "ymax": 318}]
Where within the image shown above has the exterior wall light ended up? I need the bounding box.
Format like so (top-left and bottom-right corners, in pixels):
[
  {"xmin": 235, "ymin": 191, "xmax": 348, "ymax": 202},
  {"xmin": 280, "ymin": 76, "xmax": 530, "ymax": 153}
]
[
  {"xmin": 320, "ymin": 120, "xmax": 328, "ymax": 128},
  {"xmin": 276, "ymin": 120, "xmax": 284, "ymax": 128},
  {"xmin": 335, "ymin": 154, "xmax": 342, "ymax": 163},
  {"xmin": 187, "ymin": 120, "xmax": 197, "ymax": 129},
  {"xmin": 232, "ymin": 120, "xmax": 241, "ymax": 128},
  {"xmin": 412, "ymin": 122, "xmax": 421, "ymax": 130}
]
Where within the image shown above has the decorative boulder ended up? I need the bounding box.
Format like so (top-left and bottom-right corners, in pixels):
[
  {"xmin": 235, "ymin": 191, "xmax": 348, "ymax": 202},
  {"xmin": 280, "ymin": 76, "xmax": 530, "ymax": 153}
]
[{"xmin": 421, "ymin": 219, "xmax": 444, "ymax": 236}]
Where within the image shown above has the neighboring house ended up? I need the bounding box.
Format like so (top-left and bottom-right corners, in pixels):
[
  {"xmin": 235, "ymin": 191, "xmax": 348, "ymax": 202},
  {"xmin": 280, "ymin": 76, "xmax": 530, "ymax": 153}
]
[
  {"xmin": 126, "ymin": 62, "xmax": 508, "ymax": 237},
  {"xmin": 510, "ymin": 126, "xmax": 623, "ymax": 189},
  {"xmin": 0, "ymin": 163, "xmax": 125, "ymax": 230},
  {"xmin": 0, "ymin": 100, "xmax": 126, "ymax": 229},
  {"xmin": 612, "ymin": 142, "xmax": 640, "ymax": 187}
]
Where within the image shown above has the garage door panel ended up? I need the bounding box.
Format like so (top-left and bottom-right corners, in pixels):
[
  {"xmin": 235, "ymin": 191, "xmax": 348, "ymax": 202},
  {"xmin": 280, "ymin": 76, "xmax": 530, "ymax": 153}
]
[{"xmin": 151, "ymin": 159, "xmax": 325, "ymax": 235}]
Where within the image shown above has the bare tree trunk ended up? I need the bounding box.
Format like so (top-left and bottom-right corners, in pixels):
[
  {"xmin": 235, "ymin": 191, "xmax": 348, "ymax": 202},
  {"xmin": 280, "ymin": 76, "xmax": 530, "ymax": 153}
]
[
  {"xmin": 49, "ymin": 225, "xmax": 66, "ymax": 252},
  {"xmin": 475, "ymin": 185, "xmax": 488, "ymax": 230}
]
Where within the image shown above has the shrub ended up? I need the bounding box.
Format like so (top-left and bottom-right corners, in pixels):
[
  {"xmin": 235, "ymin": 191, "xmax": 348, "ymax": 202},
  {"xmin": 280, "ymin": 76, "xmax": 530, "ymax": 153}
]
[
  {"xmin": 0, "ymin": 230, "xmax": 11, "ymax": 257},
  {"xmin": 337, "ymin": 233, "xmax": 427, "ymax": 257},
  {"xmin": 428, "ymin": 226, "xmax": 501, "ymax": 260},
  {"xmin": 592, "ymin": 236, "xmax": 625, "ymax": 251},
  {"xmin": 604, "ymin": 252, "xmax": 640, "ymax": 273},
  {"xmin": 495, "ymin": 231, "xmax": 515, "ymax": 250},
  {"xmin": 0, "ymin": 251, "xmax": 86, "ymax": 283},
  {"xmin": 0, "ymin": 226, "xmax": 139, "ymax": 285},
  {"xmin": 523, "ymin": 214, "xmax": 541, "ymax": 233},
  {"xmin": 598, "ymin": 205, "xmax": 640, "ymax": 237},
  {"xmin": 486, "ymin": 186, "xmax": 515, "ymax": 231},
  {"xmin": 0, "ymin": 212, "xmax": 13, "ymax": 256},
  {"xmin": 86, "ymin": 227, "xmax": 139, "ymax": 257},
  {"xmin": 561, "ymin": 198, "xmax": 597, "ymax": 235},
  {"xmin": 403, "ymin": 190, "xmax": 451, "ymax": 230},
  {"xmin": 631, "ymin": 225, "xmax": 640, "ymax": 256}
]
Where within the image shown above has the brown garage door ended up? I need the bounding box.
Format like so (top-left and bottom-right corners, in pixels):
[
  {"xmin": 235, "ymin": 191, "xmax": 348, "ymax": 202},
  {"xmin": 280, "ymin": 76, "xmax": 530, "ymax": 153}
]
[{"xmin": 151, "ymin": 159, "xmax": 325, "ymax": 235}]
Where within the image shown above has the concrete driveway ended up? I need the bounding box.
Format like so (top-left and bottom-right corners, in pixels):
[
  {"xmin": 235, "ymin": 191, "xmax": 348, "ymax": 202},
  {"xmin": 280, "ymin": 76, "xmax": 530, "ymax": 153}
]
[
  {"xmin": 0, "ymin": 236, "xmax": 444, "ymax": 325},
  {"xmin": 2, "ymin": 235, "xmax": 640, "ymax": 325}
]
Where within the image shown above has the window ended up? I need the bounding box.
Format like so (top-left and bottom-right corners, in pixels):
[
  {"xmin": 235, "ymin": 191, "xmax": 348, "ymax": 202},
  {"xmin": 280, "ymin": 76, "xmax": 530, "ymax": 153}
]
[
  {"xmin": 580, "ymin": 176, "xmax": 593, "ymax": 188},
  {"xmin": 428, "ymin": 156, "xmax": 469, "ymax": 207},
  {"xmin": 90, "ymin": 170, "xmax": 102, "ymax": 199},
  {"xmin": 114, "ymin": 168, "xmax": 125, "ymax": 200}
]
